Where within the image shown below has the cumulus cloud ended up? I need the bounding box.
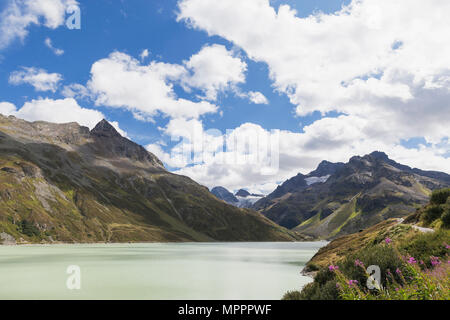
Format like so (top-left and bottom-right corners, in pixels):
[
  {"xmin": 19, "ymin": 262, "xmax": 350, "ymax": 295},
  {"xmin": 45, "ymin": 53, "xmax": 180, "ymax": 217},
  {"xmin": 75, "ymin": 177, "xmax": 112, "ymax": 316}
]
[
  {"xmin": 87, "ymin": 51, "xmax": 218, "ymax": 120},
  {"xmin": 61, "ymin": 83, "xmax": 90, "ymax": 99},
  {"xmin": 1, "ymin": 98, "xmax": 106, "ymax": 130},
  {"xmin": 172, "ymin": 0, "xmax": 450, "ymax": 191},
  {"xmin": 9, "ymin": 67, "xmax": 62, "ymax": 92},
  {"xmin": 177, "ymin": 0, "xmax": 450, "ymax": 144},
  {"xmin": 246, "ymin": 91, "xmax": 268, "ymax": 104},
  {"xmin": 44, "ymin": 37, "xmax": 64, "ymax": 55},
  {"xmin": 182, "ymin": 44, "xmax": 247, "ymax": 101},
  {"xmin": 0, "ymin": 102, "xmax": 17, "ymax": 116},
  {"xmin": 85, "ymin": 45, "xmax": 253, "ymax": 121},
  {"xmin": 0, "ymin": 0, "xmax": 78, "ymax": 49}
]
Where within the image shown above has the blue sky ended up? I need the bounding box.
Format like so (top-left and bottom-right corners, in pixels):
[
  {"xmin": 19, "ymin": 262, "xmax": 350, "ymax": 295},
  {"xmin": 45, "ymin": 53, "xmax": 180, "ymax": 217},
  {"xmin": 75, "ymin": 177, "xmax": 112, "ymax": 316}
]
[
  {"xmin": 1, "ymin": 0, "xmax": 347, "ymax": 142},
  {"xmin": 0, "ymin": 0, "xmax": 449, "ymax": 193}
]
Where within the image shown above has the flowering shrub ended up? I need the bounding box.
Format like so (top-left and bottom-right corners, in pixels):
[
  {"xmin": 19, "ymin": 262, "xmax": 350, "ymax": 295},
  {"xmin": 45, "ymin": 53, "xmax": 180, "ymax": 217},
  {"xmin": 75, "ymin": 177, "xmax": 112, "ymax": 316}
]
[
  {"xmin": 339, "ymin": 244, "xmax": 405, "ymax": 288},
  {"xmin": 400, "ymin": 230, "xmax": 449, "ymax": 268},
  {"xmin": 333, "ymin": 240, "xmax": 450, "ymax": 300}
]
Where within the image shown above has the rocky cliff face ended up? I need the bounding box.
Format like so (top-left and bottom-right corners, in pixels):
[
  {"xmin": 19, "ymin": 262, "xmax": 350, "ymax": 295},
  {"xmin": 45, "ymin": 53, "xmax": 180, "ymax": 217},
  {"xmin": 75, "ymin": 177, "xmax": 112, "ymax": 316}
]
[
  {"xmin": 253, "ymin": 151, "xmax": 450, "ymax": 239},
  {"xmin": 0, "ymin": 115, "xmax": 299, "ymax": 244}
]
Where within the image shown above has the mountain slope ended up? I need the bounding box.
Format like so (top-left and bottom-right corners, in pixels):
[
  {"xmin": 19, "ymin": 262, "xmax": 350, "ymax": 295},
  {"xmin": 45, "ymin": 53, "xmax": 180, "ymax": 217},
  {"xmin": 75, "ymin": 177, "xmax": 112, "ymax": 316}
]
[
  {"xmin": 253, "ymin": 151, "xmax": 449, "ymax": 239},
  {"xmin": 0, "ymin": 115, "xmax": 300, "ymax": 244}
]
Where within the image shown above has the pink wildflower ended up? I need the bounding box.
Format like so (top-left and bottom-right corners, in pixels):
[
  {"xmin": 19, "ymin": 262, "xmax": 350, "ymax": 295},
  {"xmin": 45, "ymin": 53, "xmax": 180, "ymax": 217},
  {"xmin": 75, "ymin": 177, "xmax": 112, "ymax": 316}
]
[
  {"xmin": 385, "ymin": 237, "xmax": 392, "ymax": 244},
  {"xmin": 329, "ymin": 265, "xmax": 339, "ymax": 272},
  {"xmin": 430, "ymin": 256, "xmax": 441, "ymax": 266},
  {"xmin": 355, "ymin": 259, "xmax": 364, "ymax": 268},
  {"xmin": 407, "ymin": 257, "xmax": 417, "ymax": 264},
  {"xmin": 348, "ymin": 280, "xmax": 358, "ymax": 286}
]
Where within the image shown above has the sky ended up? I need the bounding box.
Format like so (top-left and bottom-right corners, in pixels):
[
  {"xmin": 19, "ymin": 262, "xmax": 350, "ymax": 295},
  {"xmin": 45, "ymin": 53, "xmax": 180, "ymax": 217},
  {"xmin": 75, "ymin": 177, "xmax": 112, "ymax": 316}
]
[{"xmin": 0, "ymin": 0, "xmax": 449, "ymax": 194}]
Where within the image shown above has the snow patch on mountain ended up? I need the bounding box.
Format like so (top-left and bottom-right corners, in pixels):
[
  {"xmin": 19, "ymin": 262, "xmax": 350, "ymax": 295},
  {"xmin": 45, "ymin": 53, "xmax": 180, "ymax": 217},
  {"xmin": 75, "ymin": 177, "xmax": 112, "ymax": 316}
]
[
  {"xmin": 305, "ymin": 175, "xmax": 331, "ymax": 186},
  {"xmin": 236, "ymin": 195, "xmax": 263, "ymax": 208}
]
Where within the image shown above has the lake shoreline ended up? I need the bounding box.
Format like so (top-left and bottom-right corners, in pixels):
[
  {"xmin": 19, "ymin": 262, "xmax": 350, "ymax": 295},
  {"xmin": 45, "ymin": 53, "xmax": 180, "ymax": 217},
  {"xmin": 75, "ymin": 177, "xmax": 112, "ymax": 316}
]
[{"xmin": 0, "ymin": 239, "xmax": 324, "ymax": 246}]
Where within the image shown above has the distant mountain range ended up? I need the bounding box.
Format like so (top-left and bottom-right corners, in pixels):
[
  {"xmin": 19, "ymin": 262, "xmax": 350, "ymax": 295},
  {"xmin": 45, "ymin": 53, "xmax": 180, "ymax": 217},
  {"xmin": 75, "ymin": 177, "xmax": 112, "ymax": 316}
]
[
  {"xmin": 0, "ymin": 115, "xmax": 300, "ymax": 244},
  {"xmin": 253, "ymin": 151, "xmax": 450, "ymax": 239},
  {"xmin": 211, "ymin": 187, "xmax": 264, "ymax": 208}
]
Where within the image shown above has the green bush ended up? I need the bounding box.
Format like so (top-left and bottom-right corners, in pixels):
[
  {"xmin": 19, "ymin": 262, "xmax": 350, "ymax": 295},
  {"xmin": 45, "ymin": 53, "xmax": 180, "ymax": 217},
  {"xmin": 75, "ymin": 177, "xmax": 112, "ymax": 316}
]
[
  {"xmin": 297, "ymin": 279, "xmax": 339, "ymax": 300},
  {"xmin": 340, "ymin": 244, "xmax": 405, "ymax": 287},
  {"xmin": 20, "ymin": 220, "xmax": 40, "ymax": 237},
  {"xmin": 442, "ymin": 208, "xmax": 450, "ymax": 228},
  {"xmin": 296, "ymin": 268, "xmax": 339, "ymax": 300},
  {"xmin": 423, "ymin": 205, "xmax": 443, "ymax": 223},
  {"xmin": 430, "ymin": 188, "xmax": 450, "ymax": 205},
  {"xmin": 399, "ymin": 230, "xmax": 449, "ymax": 267},
  {"xmin": 282, "ymin": 290, "xmax": 302, "ymax": 300}
]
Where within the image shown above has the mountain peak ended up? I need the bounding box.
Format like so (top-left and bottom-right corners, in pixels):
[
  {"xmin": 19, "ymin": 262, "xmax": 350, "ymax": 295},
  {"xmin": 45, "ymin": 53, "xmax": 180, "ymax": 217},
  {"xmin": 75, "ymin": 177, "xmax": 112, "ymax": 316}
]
[
  {"xmin": 91, "ymin": 119, "xmax": 122, "ymax": 138},
  {"xmin": 369, "ymin": 151, "xmax": 389, "ymax": 160},
  {"xmin": 236, "ymin": 189, "xmax": 251, "ymax": 197}
]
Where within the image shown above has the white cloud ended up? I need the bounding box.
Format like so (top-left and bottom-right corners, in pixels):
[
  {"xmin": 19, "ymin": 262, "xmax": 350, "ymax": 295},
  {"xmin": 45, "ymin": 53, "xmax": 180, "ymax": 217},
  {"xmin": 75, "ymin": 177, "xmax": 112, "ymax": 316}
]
[
  {"xmin": 61, "ymin": 83, "xmax": 90, "ymax": 99},
  {"xmin": 0, "ymin": 0, "xmax": 78, "ymax": 49},
  {"xmin": 44, "ymin": 37, "xmax": 64, "ymax": 55},
  {"xmin": 177, "ymin": 0, "xmax": 450, "ymax": 145},
  {"xmin": 182, "ymin": 44, "xmax": 247, "ymax": 101},
  {"xmin": 140, "ymin": 49, "xmax": 149, "ymax": 61},
  {"xmin": 0, "ymin": 102, "xmax": 17, "ymax": 116},
  {"xmin": 173, "ymin": 0, "xmax": 450, "ymax": 191},
  {"xmin": 247, "ymin": 91, "xmax": 268, "ymax": 104},
  {"xmin": 9, "ymin": 67, "xmax": 62, "ymax": 92},
  {"xmin": 2, "ymin": 98, "xmax": 105, "ymax": 130},
  {"xmin": 146, "ymin": 143, "xmax": 188, "ymax": 168},
  {"xmin": 87, "ymin": 51, "xmax": 218, "ymax": 120},
  {"xmin": 167, "ymin": 118, "xmax": 450, "ymax": 194}
]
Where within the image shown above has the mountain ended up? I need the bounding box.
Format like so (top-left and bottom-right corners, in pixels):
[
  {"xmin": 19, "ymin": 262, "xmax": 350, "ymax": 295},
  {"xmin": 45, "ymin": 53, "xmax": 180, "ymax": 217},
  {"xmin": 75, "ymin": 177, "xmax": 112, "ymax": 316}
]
[
  {"xmin": 235, "ymin": 189, "xmax": 264, "ymax": 208},
  {"xmin": 236, "ymin": 189, "xmax": 251, "ymax": 197},
  {"xmin": 254, "ymin": 160, "xmax": 345, "ymax": 210},
  {"xmin": 0, "ymin": 115, "xmax": 300, "ymax": 244},
  {"xmin": 211, "ymin": 187, "xmax": 264, "ymax": 208},
  {"xmin": 253, "ymin": 151, "xmax": 450, "ymax": 239},
  {"xmin": 210, "ymin": 186, "xmax": 238, "ymax": 205}
]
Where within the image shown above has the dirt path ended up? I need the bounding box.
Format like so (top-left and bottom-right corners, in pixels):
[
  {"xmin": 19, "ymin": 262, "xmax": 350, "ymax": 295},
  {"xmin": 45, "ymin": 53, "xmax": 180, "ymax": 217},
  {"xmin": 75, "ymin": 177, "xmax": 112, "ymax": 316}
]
[{"xmin": 395, "ymin": 218, "xmax": 434, "ymax": 233}]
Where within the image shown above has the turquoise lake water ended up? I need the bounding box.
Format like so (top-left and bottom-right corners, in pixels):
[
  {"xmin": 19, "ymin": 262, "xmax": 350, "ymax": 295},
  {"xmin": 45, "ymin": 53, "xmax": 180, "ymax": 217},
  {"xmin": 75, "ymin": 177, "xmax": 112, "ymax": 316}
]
[{"xmin": 0, "ymin": 241, "xmax": 326, "ymax": 300}]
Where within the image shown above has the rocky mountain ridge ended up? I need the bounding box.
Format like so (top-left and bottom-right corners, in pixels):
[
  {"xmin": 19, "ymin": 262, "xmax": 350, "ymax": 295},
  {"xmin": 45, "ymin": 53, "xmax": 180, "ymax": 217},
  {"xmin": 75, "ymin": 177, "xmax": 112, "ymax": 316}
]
[
  {"xmin": 253, "ymin": 151, "xmax": 450, "ymax": 239},
  {"xmin": 0, "ymin": 115, "xmax": 300, "ymax": 244}
]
